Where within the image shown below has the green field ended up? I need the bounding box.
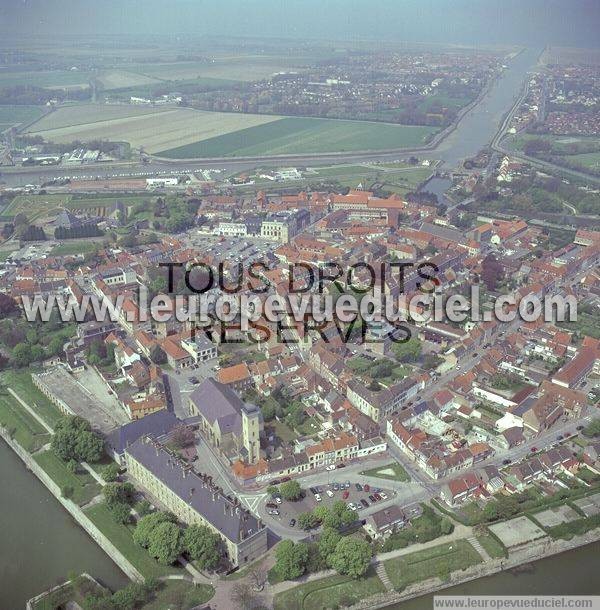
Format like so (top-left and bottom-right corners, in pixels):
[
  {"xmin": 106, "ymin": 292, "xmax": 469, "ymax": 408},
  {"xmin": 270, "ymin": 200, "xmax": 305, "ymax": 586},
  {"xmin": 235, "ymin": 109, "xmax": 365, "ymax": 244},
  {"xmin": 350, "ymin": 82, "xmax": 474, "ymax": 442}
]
[
  {"xmin": 384, "ymin": 540, "xmax": 482, "ymax": 591},
  {"xmin": 34, "ymin": 450, "xmax": 101, "ymax": 506},
  {"xmin": 0, "ymin": 105, "xmax": 45, "ymax": 130},
  {"xmin": 0, "ymin": 70, "xmax": 91, "ymax": 88},
  {"xmin": 0, "ymin": 392, "xmax": 51, "ymax": 452},
  {"xmin": 158, "ymin": 117, "xmax": 437, "ymax": 158},
  {"xmin": 1, "ymin": 369, "xmax": 63, "ymax": 426},
  {"xmin": 273, "ymin": 568, "xmax": 385, "ymax": 610}
]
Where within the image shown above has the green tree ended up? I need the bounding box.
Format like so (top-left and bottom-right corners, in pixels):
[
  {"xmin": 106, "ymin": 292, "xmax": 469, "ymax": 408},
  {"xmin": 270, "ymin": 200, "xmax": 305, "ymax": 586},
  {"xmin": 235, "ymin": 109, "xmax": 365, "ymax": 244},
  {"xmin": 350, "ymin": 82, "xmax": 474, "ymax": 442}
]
[
  {"xmin": 133, "ymin": 511, "xmax": 177, "ymax": 548},
  {"xmin": 391, "ymin": 337, "xmax": 422, "ymax": 362},
  {"xmin": 584, "ymin": 419, "xmax": 600, "ymax": 438},
  {"xmin": 274, "ymin": 540, "xmax": 309, "ymax": 581},
  {"xmin": 317, "ymin": 527, "xmax": 341, "ymax": 566},
  {"xmin": 183, "ymin": 524, "xmax": 220, "ymax": 570},
  {"xmin": 109, "ymin": 501, "xmax": 132, "ymax": 525},
  {"xmin": 279, "ymin": 480, "xmax": 302, "ymax": 501},
  {"xmin": 298, "ymin": 512, "xmax": 319, "ymax": 530},
  {"xmin": 329, "ymin": 537, "xmax": 372, "ymax": 578},
  {"xmin": 102, "ymin": 463, "xmax": 121, "ymax": 483},
  {"xmin": 103, "ymin": 482, "xmax": 135, "ymax": 508},
  {"xmin": 51, "ymin": 416, "xmax": 104, "ymax": 463},
  {"xmin": 135, "ymin": 500, "xmax": 153, "ymax": 517},
  {"xmin": 147, "ymin": 521, "xmax": 183, "ymax": 565},
  {"xmin": 12, "ymin": 343, "xmax": 33, "ymax": 367},
  {"xmin": 323, "ymin": 500, "xmax": 356, "ymax": 530}
]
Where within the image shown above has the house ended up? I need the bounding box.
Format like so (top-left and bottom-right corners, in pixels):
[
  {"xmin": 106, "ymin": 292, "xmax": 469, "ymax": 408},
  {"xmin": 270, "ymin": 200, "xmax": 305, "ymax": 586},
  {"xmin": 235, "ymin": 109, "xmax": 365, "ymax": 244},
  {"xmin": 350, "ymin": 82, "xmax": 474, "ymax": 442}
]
[
  {"xmin": 583, "ymin": 441, "xmax": 600, "ymax": 472},
  {"xmin": 161, "ymin": 336, "xmax": 194, "ymax": 369},
  {"xmin": 363, "ymin": 505, "xmax": 408, "ymax": 539},
  {"xmin": 217, "ymin": 362, "xmax": 253, "ymax": 392},
  {"xmin": 441, "ymin": 471, "xmax": 485, "ymax": 506}
]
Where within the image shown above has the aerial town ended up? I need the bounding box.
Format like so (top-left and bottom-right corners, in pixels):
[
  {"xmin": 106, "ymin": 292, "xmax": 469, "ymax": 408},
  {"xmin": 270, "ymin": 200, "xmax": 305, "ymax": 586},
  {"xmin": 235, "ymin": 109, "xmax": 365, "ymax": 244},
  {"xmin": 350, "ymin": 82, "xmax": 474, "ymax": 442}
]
[{"xmin": 0, "ymin": 3, "xmax": 599, "ymax": 610}]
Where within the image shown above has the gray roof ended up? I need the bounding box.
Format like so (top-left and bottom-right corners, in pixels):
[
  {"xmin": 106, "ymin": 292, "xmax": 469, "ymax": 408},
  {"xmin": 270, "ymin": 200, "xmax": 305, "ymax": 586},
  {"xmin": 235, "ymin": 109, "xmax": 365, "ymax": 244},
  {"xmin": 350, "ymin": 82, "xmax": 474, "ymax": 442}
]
[
  {"xmin": 189, "ymin": 378, "xmax": 244, "ymax": 436},
  {"xmin": 106, "ymin": 410, "xmax": 179, "ymax": 455},
  {"xmin": 126, "ymin": 435, "xmax": 264, "ymax": 543}
]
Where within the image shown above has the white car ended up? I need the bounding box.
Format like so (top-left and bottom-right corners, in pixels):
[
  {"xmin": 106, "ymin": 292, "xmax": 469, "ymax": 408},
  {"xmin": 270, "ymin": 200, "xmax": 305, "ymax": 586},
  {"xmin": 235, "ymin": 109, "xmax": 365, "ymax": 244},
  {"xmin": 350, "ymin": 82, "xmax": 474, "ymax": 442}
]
[
  {"xmin": 380, "ymin": 492, "xmax": 388, "ymax": 500},
  {"xmin": 326, "ymin": 464, "xmax": 336, "ymax": 471},
  {"xmin": 275, "ymin": 497, "xmax": 282, "ymax": 504},
  {"xmin": 326, "ymin": 490, "xmax": 334, "ymax": 498},
  {"xmin": 315, "ymin": 494, "xmax": 322, "ymax": 502}
]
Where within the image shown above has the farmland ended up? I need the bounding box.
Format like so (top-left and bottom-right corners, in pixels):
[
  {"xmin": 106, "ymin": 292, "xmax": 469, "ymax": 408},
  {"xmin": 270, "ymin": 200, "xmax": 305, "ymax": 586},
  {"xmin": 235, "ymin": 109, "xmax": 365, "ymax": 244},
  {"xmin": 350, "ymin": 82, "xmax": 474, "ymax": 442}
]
[
  {"xmin": 158, "ymin": 117, "xmax": 437, "ymax": 158},
  {"xmin": 124, "ymin": 56, "xmax": 304, "ymax": 82},
  {"xmin": 0, "ymin": 70, "xmax": 92, "ymax": 89},
  {"xmin": 26, "ymin": 105, "xmax": 282, "ymax": 154},
  {"xmin": 0, "ymin": 105, "xmax": 45, "ymax": 130},
  {"xmin": 96, "ymin": 70, "xmax": 163, "ymax": 90}
]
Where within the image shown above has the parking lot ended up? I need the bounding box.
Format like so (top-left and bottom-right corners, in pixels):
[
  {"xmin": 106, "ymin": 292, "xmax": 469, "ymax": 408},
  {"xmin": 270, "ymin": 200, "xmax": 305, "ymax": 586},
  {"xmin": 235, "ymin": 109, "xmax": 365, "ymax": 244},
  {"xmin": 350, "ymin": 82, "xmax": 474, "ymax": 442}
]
[{"xmin": 264, "ymin": 479, "xmax": 397, "ymax": 527}]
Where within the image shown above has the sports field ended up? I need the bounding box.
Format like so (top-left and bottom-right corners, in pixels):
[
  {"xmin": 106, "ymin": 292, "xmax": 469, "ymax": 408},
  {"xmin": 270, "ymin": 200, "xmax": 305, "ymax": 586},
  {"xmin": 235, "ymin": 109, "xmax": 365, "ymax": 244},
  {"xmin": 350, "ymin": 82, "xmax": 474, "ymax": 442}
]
[
  {"xmin": 26, "ymin": 105, "xmax": 282, "ymax": 153},
  {"xmin": 158, "ymin": 117, "xmax": 437, "ymax": 158}
]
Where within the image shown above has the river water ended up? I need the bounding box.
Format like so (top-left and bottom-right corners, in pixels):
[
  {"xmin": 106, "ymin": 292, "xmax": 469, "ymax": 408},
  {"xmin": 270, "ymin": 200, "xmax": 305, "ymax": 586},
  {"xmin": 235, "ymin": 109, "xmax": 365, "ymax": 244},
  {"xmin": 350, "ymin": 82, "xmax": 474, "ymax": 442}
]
[
  {"xmin": 3, "ymin": 45, "xmax": 597, "ymax": 609},
  {"xmin": 0, "ymin": 440, "xmax": 128, "ymax": 609},
  {"xmin": 390, "ymin": 542, "xmax": 600, "ymax": 610}
]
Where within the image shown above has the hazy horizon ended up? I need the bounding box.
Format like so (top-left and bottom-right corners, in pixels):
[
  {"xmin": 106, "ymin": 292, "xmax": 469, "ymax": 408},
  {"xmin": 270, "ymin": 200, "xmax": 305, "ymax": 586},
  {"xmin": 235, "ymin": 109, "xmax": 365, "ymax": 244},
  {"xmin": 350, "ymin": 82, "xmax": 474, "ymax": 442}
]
[{"xmin": 1, "ymin": 0, "xmax": 600, "ymax": 48}]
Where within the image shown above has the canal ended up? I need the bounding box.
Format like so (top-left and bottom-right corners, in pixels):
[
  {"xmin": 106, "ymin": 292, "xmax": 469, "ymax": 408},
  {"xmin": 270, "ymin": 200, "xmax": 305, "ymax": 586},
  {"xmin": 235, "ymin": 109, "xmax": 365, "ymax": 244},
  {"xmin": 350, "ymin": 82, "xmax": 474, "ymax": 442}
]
[{"xmin": 0, "ymin": 440, "xmax": 128, "ymax": 609}]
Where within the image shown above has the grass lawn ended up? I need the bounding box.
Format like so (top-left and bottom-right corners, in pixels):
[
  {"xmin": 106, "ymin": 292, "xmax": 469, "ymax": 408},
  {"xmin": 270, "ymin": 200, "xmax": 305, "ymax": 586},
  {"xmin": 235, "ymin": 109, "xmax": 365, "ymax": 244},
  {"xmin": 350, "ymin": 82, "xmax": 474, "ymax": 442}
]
[
  {"xmin": 0, "ymin": 392, "xmax": 51, "ymax": 452},
  {"xmin": 0, "ymin": 70, "xmax": 92, "ymax": 88},
  {"xmin": 141, "ymin": 580, "xmax": 214, "ymax": 610},
  {"xmin": 84, "ymin": 502, "xmax": 182, "ymax": 579},
  {"xmin": 577, "ymin": 467, "xmax": 600, "ymax": 484},
  {"xmin": 476, "ymin": 533, "xmax": 507, "ymax": 558},
  {"xmin": 384, "ymin": 539, "xmax": 482, "ymax": 591},
  {"xmin": 158, "ymin": 117, "xmax": 437, "ymax": 158},
  {"xmin": 273, "ymin": 567, "xmax": 385, "ymax": 610},
  {"xmin": 1, "ymin": 369, "xmax": 63, "ymax": 426},
  {"xmin": 34, "ymin": 450, "xmax": 101, "ymax": 506},
  {"xmin": 361, "ymin": 462, "xmax": 410, "ymax": 483},
  {"xmin": 294, "ymin": 415, "xmax": 321, "ymax": 437},
  {"xmin": 271, "ymin": 420, "xmax": 298, "ymax": 443},
  {"xmin": 31, "ymin": 575, "xmax": 107, "ymax": 610}
]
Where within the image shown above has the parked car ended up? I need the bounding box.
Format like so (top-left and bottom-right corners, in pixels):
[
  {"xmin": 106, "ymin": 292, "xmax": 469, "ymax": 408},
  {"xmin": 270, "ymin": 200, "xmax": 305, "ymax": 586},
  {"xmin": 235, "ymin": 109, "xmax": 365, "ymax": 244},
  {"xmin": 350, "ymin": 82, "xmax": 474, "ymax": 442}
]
[
  {"xmin": 373, "ymin": 493, "xmax": 382, "ymax": 501},
  {"xmin": 342, "ymin": 490, "xmax": 349, "ymax": 499},
  {"xmin": 266, "ymin": 502, "xmax": 278, "ymax": 509},
  {"xmin": 268, "ymin": 509, "xmax": 280, "ymax": 516},
  {"xmin": 360, "ymin": 498, "xmax": 369, "ymax": 508},
  {"xmin": 336, "ymin": 463, "xmax": 346, "ymax": 468},
  {"xmin": 326, "ymin": 464, "xmax": 336, "ymax": 471},
  {"xmin": 363, "ymin": 484, "xmax": 370, "ymax": 492},
  {"xmin": 577, "ymin": 425, "xmax": 585, "ymax": 431},
  {"xmin": 281, "ymin": 476, "xmax": 291, "ymax": 482},
  {"xmin": 275, "ymin": 497, "xmax": 282, "ymax": 504},
  {"xmin": 564, "ymin": 432, "xmax": 571, "ymax": 437},
  {"xmin": 355, "ymin": 483, "xmax": 363, "ymax": 492},
  {"xmin": 326, "ymin": 490, "xmax": 334, "ymax": 498},
  {"xmin": 332, "ymin": 483, "xmax": 340, "ymax": 491},
  {"xmin": 369, "ymin": 494, "xmax": 377, "ymax": 502},
  {"xmin": 557, "ymin": 435, "xmax": 564, "ymax": 440},
  {"xmin": 380, "ymin": 492, "xmax": 388, "ymax": 500},
  {"xmin": 309, "ymin": 487, "xmax": 318, "ymax": 495},
  {"xmin": 189, "ymin": 376, "xmax": 200, "ymax": 384},
  {"xmin": 289, "ymin": 519, "xmax": 296, "ymax": 527},
  {"xmin": 502, "ymin": 459, "xmax": 512, "ymax": 465},
  {"xmin": 315, "ymin": 494, "xmax": 322, "ymax": 502}
]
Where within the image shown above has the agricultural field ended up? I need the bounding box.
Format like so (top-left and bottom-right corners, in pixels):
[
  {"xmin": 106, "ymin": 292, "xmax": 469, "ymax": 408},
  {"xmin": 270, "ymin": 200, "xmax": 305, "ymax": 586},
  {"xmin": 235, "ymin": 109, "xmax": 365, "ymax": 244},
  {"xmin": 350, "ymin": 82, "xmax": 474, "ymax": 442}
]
[
  {"xmin": 125, "ymin": 56, "xmax": 304, "ymax": 82},
  {"xmin": 0, "ymin": 69, "xmax": 92, "ymax": 89},
  {"xmin": 26, "ymin": 104, "xmax": 282, "ymax": 154},
  {"xmin": 26, "ymin": 103, "xmax": 173, "ymax": 132},
  {"xmin": 96, "ymin": 69, "xmax": 163, "ymax": 90},
  {"xmin": 0, "ymin": 105, "xmax": 45, "ymax": 130},
  {"xmin": 158, "ymin": 117, "xmax": 437, "ymax": 158}
]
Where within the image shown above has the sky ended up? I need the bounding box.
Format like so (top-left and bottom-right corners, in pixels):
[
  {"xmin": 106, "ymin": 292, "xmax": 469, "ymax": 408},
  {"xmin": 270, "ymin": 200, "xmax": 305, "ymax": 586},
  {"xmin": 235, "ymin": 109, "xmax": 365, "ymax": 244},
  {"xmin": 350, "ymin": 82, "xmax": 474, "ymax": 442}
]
[{"xmin": 1, "ymin": 0, "xmax": 600, "ymax": 47}]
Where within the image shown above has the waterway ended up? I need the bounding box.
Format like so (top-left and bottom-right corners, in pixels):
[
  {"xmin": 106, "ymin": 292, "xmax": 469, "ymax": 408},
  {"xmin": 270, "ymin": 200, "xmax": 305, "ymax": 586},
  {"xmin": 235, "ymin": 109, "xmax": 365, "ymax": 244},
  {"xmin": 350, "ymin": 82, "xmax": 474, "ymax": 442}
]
[
  {"xmin": 390, "ymin": 542, "xmax": 600, "ymax": 609},
  {"xmin": 0, "ymin": 440, "xmax": 128, "ymax": 609}
]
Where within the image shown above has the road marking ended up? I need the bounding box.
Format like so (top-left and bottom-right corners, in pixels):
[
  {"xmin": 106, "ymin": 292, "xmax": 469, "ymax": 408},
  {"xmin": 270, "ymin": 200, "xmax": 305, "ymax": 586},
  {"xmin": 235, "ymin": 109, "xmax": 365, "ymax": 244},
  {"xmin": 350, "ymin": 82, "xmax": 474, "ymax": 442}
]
[{"xmin": 239, "ymin": 493, "xmax": 267, "ymax": 514}]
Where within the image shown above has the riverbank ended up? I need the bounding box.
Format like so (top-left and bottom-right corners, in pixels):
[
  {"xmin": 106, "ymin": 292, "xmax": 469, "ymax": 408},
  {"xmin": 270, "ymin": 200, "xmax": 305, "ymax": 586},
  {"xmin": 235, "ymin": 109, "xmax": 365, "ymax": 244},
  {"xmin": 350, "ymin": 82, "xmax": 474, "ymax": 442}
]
[
  {"xmin": 347, "ymin": 528, "xmax": 600, "ymax": 610},
  {"xmin": 0, "ymin": 425, "xmax": 143, "ymax": 582}
]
